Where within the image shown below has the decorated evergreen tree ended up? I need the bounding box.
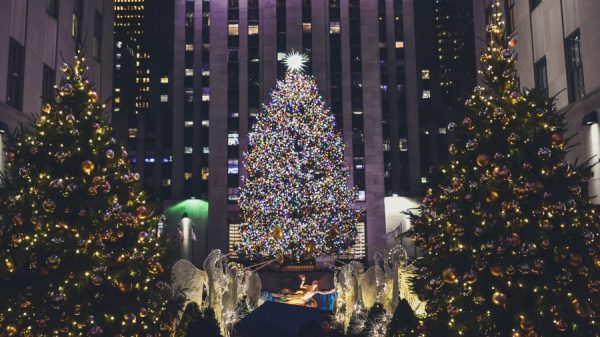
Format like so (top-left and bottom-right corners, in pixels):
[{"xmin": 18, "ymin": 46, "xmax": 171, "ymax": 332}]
[
  {"xmin": 0, "ymin": 54, "xmax": 179, "ymax": 336},
  {"xmin": 238, "ymin": 52, "xmax": 360, "ymax": 262},
  {"xmin": 410, "ymin": 3, "xmax": 600, "ymax": 336}
]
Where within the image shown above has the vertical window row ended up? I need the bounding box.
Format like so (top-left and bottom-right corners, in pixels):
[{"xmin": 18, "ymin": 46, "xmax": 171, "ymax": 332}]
[
  {"xmin": 565, "ymin": 30, "xmax": 585, "ymax": 103},
  {"xmin": 349, "ymin": 0, "xmax": 365, "ymax": 201},
  {"xmin": 227, "ymin": 0, "xmax": 240, "ymax": 203},
  {"xmin": 394, "ymin": 0, "xmax": 410, "ymax": 193},
  {"xmin": 6, "ymin": 38, "xmax": 24, "ymax": 111},
  {"xmin": 183, "ymin": 0, "xmax": 196, "ymax": 198},
  {"xmin": 248, "ymin": 0, "xmax": 260, "ymax": 129},
  {"xmin": 378, "ymin": 0, "xmax": 393, "ymax": 195},
  {"xmin": 276, "ymin": 0, "xmax": 286, "ymax": 77},
  {"xmin": 301, "ymin": 0, "xmax": 312, "ymax": 73},
  {"xmin": 329, "ymin": 0, "xmax": 343, "ymax": 131},
  {"xmin": 200, "ymin": 0, "xmax": 211, "ymax": 197}
]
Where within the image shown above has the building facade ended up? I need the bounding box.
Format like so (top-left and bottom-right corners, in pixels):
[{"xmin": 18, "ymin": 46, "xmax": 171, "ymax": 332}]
[
  {"xmin": 0, "ymin": 0, "xmax": 114, "ymax": 173},
  {"xmin": 473, "ymin": 0, "xmax": 600, "ymax": 199}
]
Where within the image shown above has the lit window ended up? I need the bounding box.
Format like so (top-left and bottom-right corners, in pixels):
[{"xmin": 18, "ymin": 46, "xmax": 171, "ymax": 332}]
[
  {"xmin": 228, "ymin": 159, "xmax": 239, "ymax": 174},
  {"xmin": 184, "ymin": 121, "xmax": 194, "ymax": 127},
  {"xmin": 202, "ymin": 120, "xmax": 209, "ymax": 127},
  {"xmin": 162, "ymin": 179, "xmax": 171, "ymax": 186},
  {"xmin": 184, "ymin": 173, "xmax": 192, "ymax": 180},
  {"xmin": 356, "ymin": 191, "xmax": 366, "ymax": 201},
  {"xmin": 228, "ymin": 133, "xmax": 239, "ymax": 146},
  {"xmin": 277, "ymin": 52, "xmax": 286, "ymax": 61},
  {"xmin": 128, "ymin": 128, "xmax": 138, "ymax": 139},
  {"xmin": 395, "ymin": 41, "xmax": 404, "ymax": 48},
  {"xmin": 228, "ymin": 187, "xmax": 239, "ymax": 201},
  {"xmin": 352, "ymin": 110, "xmax": 363, "ymax": 115},
  {"xmin": 228, "ymin": 23, "xmax": 239, "ymax": 36},
  {"xmin": 421, "ymin": 69, "xmax": 430, "ymax": 80},
  {"xmin": 160, "ymin": 94, "xmax": 168, "ymax": 102},
  {"xmin": 248, "ymin": 25, "xmax": 259, "ymax": 35},
  {"xmin": 303, "ymin": 22, "xmax": 312, "ymax": 33},
  {"xmin": 201, "ymin": 167, "xmax": 209, "ymax": 180},
  {"xmin": 438, "ymin": 127, "xmax": 447, "ymax": 134},
  {"xmin": 115, "ymin": 64, "xmax": 121, "ymax": 70},
  {"xmin": 160, "ymin": 76, "xmax": 169, "ymax": 83},
  {"xmin": 399, "ymin": 138, "xmax": 408, "ymax": 152},
  {"xmin": 203, "ymin": 147, "xmax": 209, "ymax": 154},
  {"xmin": 185, "ymin": 44, "xmax": 194, "ymax": 51},
  {"xmin": 185, "ymin": 68, "xmax": 194, "ymax": 76},
  {"xmin": 421, "ymin": 177, "xmax": 428, "ymax": 183},
  {"xmin": 422, "ymin": 90, "xmax": 431, "ymax": 99},
  {"xmin": 202, "ymin": 87, "xmax": 210, "ymax": 101},
  {"xmin": 184, "ymin": 147, "xmax": 193, "ymax": 154},
  {"xmin": 330, "ymin": 22, "xmax": 341, "ymax": 34}
]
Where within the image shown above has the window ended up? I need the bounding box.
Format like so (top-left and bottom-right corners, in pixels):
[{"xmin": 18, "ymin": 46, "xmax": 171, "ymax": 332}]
[
  {"xmin": 228, "ymin": 159, "xmax": 239, "ymax": 174},
  {"xmin": 422, "ymin": 90, "xmax": 431, "ymax": 99},
  {"xmin": 72, "ymin": 0, "xmax": 83, "ymax": 40},
  {"xmin": 506, "ymin": 0, "xmax": 516, "ymax": 33},
  {"xmin": 395, "ymin": 41, "xmax": 404, "ymax": 49},
  {"xmin": 303, "ymin": 23, "xmax": 312, "ymax": 33},
  {"xmin": 330, "ymin": 22, "xmax": 341, "ymax": 34},
  {"xmin": 42, "ymin": 64, "xmax": 55, "ymax": 104},
  {"xmin": 201, "ymin": 167, "xmax": 209, "ymax": 180},
  {"xmin": 228, "ymin": 23, "xmax": 239, "ymax": 36},
  {"xmin": 46, "ymin": 0, "xmax": 59, "ymax": 18},
  {"xmin": 184, "ymin": 121, "xmax": 194, "ymax": 127},
  {"xmin": 93, "ymin": 11, "xmax": 103, "ymax": 60},
  {"xmin": 185, "ymin": 68, "xmax": 194, "ymax": 76},
  {"xmin": 565, "ymin": 30, "xmax": 585, "ymax": 103},
  {"xmin": 530, "ymin": 0, "xmax": 541, "ymax": 11},
  {"xmin": 421, "ymin": 69, "xmax": 430, "ymax": 80},
  {"xmin": 6, "ymin": 38, "xmax": 25, "ymax": 110},
  {"xmin": 228, "ymin": 133, "xmax": 239, "ymax": 146},
  {"xmin": 160, "ymin": 95, "xmax": 168, "ymax": 102},
  {"xmin": 128, "ymin": 128, "xmax": 138, "ymax": 139},
  {"xmin": 248, "ymin": 25, "xmax": 259, "ymax": 35},
  {"xmin": 160, "ymin": 76, "xmax": 169, "ymax": 84},
  {"xmin": 184, "ymin": 147, "xmax": 193, "ymax": 154},
  {"xmin": 184, "ymin": 173, "xmax": 193, "ymax": 180},
  {"xmin": 186, "ymin": 44, "xmax": 194, "ymax": 51},
  {"xmin": 534, "ymin": 56, "xmax": 549, "ymax": 99}
]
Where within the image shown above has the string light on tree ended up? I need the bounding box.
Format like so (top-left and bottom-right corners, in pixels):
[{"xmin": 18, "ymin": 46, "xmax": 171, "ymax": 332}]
[
  {"xmin": 238, "ymin": 53, "xmax": 360, "ymax": 262},
  {"xmin": 409, "ymin": 2, "xmax": 600, "ymax": 336}
]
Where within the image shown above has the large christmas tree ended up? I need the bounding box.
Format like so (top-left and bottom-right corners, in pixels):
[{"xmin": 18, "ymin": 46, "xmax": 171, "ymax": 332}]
[
  {"xmin": 238, "ymin": 52, "xmax": 360, "ymax": 262},
  {"xmin": 410, "ymin": 3, "xmax": 600, "ymax": 336},
  {"xmin": 0, "ymin": 55, "xmax": 178, "ymax": 336}
]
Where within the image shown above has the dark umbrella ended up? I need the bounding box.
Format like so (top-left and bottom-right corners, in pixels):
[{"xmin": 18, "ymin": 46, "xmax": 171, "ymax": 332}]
[{"xmin": 233, "ymin": 301, "xmax": 324, "ymax": 337}]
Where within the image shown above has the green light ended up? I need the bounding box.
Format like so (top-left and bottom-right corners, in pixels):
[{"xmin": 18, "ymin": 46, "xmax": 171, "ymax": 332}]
[{"xmin": 165, "ymin": 199, "xmax": 209, "ymax": 221}]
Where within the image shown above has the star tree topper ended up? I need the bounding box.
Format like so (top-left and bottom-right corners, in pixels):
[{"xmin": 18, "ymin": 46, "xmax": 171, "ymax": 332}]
[{"xmin": 283, "ymin": 51, "xmax": 309, "ymax": 73}]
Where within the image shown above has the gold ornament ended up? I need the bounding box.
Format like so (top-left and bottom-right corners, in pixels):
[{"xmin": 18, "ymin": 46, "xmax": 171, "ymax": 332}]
[
  {"xmin": 42, "ymin": 103, "xmax": 52, "ymax": 113},
  {"xmin": 148, "ymin": 261, "xmax": 164, "ymax": 275},
  {"xmin": 60, "ymin": 63, "xmax": 69, "ymax": 72},
  {"xmin": 442, "ymin": 267, "xmax": 458, "ymax": 284},
  {"xmin": 486, "ymin": 191, "xmax": 500, "ymax": 203},
  {"xmin": 554, "ymin": 319, "xmax": 567, "ymax": 332},
  {"xmin": 593, "ymin": 256, "xmax": 600, "ymax": 268},
  {"xmin": 81, "ymin": 160, "xmax": 95, "ymax": 174},
  {"xmin": 139, "ymin": 307, "xmax": 148, "ymax": 318},
  {"xmin": 476, "ymin": 154, "xmax": 491, "ymax": 167},
  {"xmin": 519, "ymin": 315, "xmax": 534, "ymax": 331},
  {"xmin": 88, "ymin": 91, "xmax": 98, "ymax": 103},
  {"xmin": 106, "ymin": 149, "xmax": 115, "ymax": 159},
  {"xmin": 136, "ymin": 205, "xmax": 149, "ymax": 219},
  {"xmin": 306, "ymin": 243, "xmax": 315, "ymax": 256},
  {"xmin": 91, "ymin": 274, "xmax": 103, "ymax": 286},
  {"xmin": 273, "ymin": 225, "xmax": 284, "ymax": 241},
  {"xmin": 463, "ymin": 270, "xmax": 477, "ymax": 284},
  {"xmin": 508, "ymin": 37, "xmax": 518, "ymax": 48},
  {"xmin": 43, "ymin": 199, "xmax": 56, "ymax": 213},
  {"xmin": 492, "ymin": 291, "xmax": 507, "ymax": 306},
  {"xmin": 490, "ymin": 265, "xmax": 504, "ymax": 277},
  {"xmin": 137, "ymin": 231, "xmax": 149, "ymax": 243}
]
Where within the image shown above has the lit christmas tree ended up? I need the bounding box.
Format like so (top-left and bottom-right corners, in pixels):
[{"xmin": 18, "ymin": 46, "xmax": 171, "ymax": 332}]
[
  {"xmin": 0, "ymin": 54, "xmax": 179, "ymax": 336},
  {"xmin": 410, "ymin": 3, "xmax": 600, "ymax": 336},
  {"xmin": 238, "ymin": 52, "xmax": 360, "ymax": 262}
]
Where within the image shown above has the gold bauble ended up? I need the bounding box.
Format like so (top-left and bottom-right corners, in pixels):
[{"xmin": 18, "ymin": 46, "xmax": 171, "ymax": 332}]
[
  {"xmin": 442, "ymin": 267, "xmax": 458, "ymax": 284},
  {"xmin": 508, "ymin": 38, "xmax": 518, "ymax": 48},
  {"xmin": 60, "ymin": 63, "xmax": 69, "ymax": 72},
  {"xmin": 594, "ymin": 256, "xmax": 600, "ymax": 268},
  {"xmin": 306, "ymin": 243, "xmax": 315, "ymax": 256},
  {"xmin": 42, "ymin": 103, "xmax": 52, "ymax": 113},
  {"xmin": 106, "ymin": 149, "xmax": 115, "ymax": 159},
  {"xmin": 139, "ymin": 307, "xmax": 148, "ymax": 318},
  {"xmin": 551, "ymin": 133, "xmax": 565, "ymax": 147},
  {"xmin": 81, "ymin": 160, "xmax": 95, "ymax": 174},
  {"xmin": 492, "ymin": 291, "xmax": 507, "ymax": 306},
  {"xmin": 273, "ymin": 225, "xmax": 284, "ymax": 241},
  {"xmin": 5, "ymin": 258, "xmax": 15, "ymax": 273},
  {"xmin": 519, "ymin": 315, "xmax": 534, "ymax": 331},
  {"xmin": 91, "ymin": 274, "xmax": 103, "ymax": 286},
  {"xmin": 490, "ymin": 265, "xmax": 504, "ymax": 277},
  {"xmin": 136, "ymin": 205, "xmax": 149, "ymax": 219},
  {"xmin": 486, "ymin": 191, "xmax": 500, "ymax": 203},
  {"xmin": 554, "ymin": 319, "xmax": 567, "ymax": 332},
  {"xmin": 148, "ymin": 261, "xmax": 164, "ymax": 275},
  {"xmin": 46, "ymin": 254, "xmax": 61, "ymax": 269},
  {"xmin": 476, "ymin": 154, "xmax": 490, "ymax": 167}
]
